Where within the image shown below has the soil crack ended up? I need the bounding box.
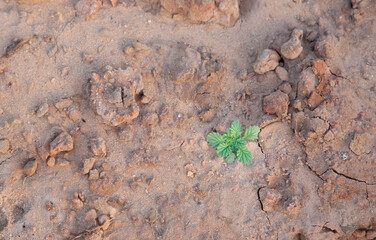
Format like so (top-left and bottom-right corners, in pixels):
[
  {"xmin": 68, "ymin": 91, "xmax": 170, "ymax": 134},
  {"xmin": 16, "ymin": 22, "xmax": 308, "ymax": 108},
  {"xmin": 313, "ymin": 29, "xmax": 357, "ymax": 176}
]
[
  {"xmin": 257, "ymin": 187, "xmax": 271, "ymax": 226},
  {"xmin": 329, "ymin": 168, "xmax": 376, "ymax": 185}
]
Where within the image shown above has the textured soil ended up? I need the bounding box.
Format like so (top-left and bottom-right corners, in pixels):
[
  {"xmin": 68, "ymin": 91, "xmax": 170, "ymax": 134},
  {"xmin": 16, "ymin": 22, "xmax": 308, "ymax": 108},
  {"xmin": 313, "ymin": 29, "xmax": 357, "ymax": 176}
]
[{"xmin": 0, "ymin": 0, "xmax": 375, "ymax": 239}]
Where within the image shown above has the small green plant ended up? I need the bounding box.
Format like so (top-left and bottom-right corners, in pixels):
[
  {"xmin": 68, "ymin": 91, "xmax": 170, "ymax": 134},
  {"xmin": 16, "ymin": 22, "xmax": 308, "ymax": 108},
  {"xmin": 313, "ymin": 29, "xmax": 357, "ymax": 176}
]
[{"xmin": 206, "ymin": 121, "xmax": 260, "ymax": 165}]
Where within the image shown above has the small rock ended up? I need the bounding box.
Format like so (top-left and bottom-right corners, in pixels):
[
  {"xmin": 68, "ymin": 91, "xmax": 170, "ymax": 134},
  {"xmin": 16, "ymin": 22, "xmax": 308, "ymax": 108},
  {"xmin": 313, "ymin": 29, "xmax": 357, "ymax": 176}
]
[
  {"xmin": 297, "ymin": 68, "xmax": 318, "ymax": 99},
  {"xmin": 263, "ymin": 90, "xmax": 290, "ymax": 118},
  {"xmin": 306, "ymin": 30, "xmax": 318, "ymax": 42},
  {"xmin": 186, "ymin": 171, "xmax": 195, "ymax": 178},
  {"xmin": 88, "ymin": 169, "xmax": 99, "ymax": 180},
  {"xmin": 140, "ymin": 95, "xmax": 152, "ymax": 104},
  {"xmin": 83, "ymin": 158, "xmax": 96, "ymax": 174},
  {"xmin": 307, "ymin": 91, "xmax": 324, "ymax": 109},
  {"xmin": 36, "ymin": 103, "xmax": 49, "ymax": 117},
  {"xmin": 0, "ymin": 139, "xmax": 10, "ymax": 154},
  {"xmin": 253, "ymin": 49, "xmax": 281, "ymax": 74},
  {"xmin": 259, "ymin": 188, "xmax": 282, "ymax": 212},
  {"xmin": 24, "ymin": 158, "xmax": 38, "ymax": 176},
  {"xmin": 46, "ymin": 156, "xmax": 55, "ymax": 167},
  {"xmin": 350, "ymin": 133, "xmax": 374, "ymax": 156},
  {"xmin": 315, "ymin": 35, "xmax": 339, "ymax": 59},
  {"xmin": 50, "ymin": 132, "xmax": 74, "ymax": 155},
  {"xmin": 278, "ymin": 82, "xmax": 292, "ymax": 95},
  {"xmin": 281, "ymin": 29, "xmax": 303, "ymax": 59},
  {"xmin": 37, "ymin": 146, "xmax": 49, "ymax": 161},
  {"xmin": 85, "ymin": 209, "xmax": 97, "ymax": 227},
  {"xmin": 275, "ymin": 66, "xmax": 289, "ymax": 81},
  {"xmin": 293, "ymin": 99, "xmax": 303, "ymax": 111},
  {"xmin": 90, "ymin": 137, "xmax": 106, "ymax": 157}
]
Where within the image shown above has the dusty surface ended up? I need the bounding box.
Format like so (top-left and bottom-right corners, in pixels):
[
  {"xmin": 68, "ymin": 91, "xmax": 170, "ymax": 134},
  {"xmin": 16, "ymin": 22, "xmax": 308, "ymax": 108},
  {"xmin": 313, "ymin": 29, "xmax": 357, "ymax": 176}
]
[{"xmin": 0, "ymin": 0, "xmax": 376, "ymax": 239}]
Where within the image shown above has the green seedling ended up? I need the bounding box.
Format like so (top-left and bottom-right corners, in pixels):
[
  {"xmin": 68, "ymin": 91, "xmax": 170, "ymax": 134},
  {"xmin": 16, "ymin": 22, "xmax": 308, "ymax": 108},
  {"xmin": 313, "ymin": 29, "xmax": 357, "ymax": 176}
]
[{"xmin": 206, "ymin": 121, "xmax": 260, "ymax": 165}]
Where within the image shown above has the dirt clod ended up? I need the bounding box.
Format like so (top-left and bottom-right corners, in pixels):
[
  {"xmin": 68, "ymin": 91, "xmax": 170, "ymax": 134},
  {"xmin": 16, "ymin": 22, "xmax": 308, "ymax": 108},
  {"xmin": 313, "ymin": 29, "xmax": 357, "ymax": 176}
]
[
  {"xmin": 263, "ymin": 90, "xmax": 289, "ymax": 118},
  {"xmin": 253, "ymin": 49, "xmax": 281, "ymax": 74},
  {"xmin": 50, "ymin": 132, "xmax": 74, "ymax": 155},
  {"xmin": 90, "ymin": 138, "xmax": 106, "ymax": 157},
  {"xmin": 281, "ymin": 29, "xmax": 303, "ymax": 59},
  {"xmin": 350, "ymin": 133, "xmax": 374, "ymax": 156}
]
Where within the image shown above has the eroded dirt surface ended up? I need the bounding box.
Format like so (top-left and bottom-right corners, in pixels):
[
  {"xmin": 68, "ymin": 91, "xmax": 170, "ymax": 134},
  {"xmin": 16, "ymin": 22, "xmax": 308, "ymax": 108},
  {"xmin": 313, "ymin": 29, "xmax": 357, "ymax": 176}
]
[{"xmin": 0, "ymin": 0, "xmax": 375, "ymax": 239}]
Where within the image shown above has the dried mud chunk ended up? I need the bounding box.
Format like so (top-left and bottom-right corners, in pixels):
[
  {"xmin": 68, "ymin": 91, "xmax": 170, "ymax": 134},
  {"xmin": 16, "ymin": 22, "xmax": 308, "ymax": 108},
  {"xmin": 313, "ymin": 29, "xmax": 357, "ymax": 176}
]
[
  {"xmin": 24, "ymin": 158, "xmax": 37, "ymax": 176},
  {"xmin": 307, "ymin": 91, "xmax": 324, "ymax": 110},
  {"xmin": 90, "ymin": 67, "xmax": 143, "ymax": 126},
  {"xmin": 75, "ymin": 0, "xmax": 102, "ymax": 21},
  {"xmin": 259, "ymin": 188, "xmax": 282, "ymax": 212},
  {"xmin": 263, "ymin": 90, "xmax": 289, "ymax": 118},
  {"xmin": 90, "ymin": 138, "xmax": 106, "ymax": 157},
  {"xmin": 0, "ymin": 139, "xmax": 10, "ymax": 154},
  {"xmin": 253, "ymin": 49, "xmax": 281, "ymax": 74},
  {"xmin": 297, "ymin": 67, "xmax": 318, "ymax": 99},
  {"xmin": 281, "ymin": 29, "xmax": 303, "ymax": 60},
  {"xmin": 275, "ymin": 66, "xmax": 289, "ymax": 81},
  {"xmin": 315, "ymin": 35, "xmax": 339, "ymax": 59},
  {"xmin": 89, "ymin": 172, "xmax": 122, "ymax": 195},
  {"xmin": 350, "ymin": 133, "xmax": 374, "ymax": 156},
  {"xmin": 50, "ymin": 132, "xmax": 74, "ymax": 155}
]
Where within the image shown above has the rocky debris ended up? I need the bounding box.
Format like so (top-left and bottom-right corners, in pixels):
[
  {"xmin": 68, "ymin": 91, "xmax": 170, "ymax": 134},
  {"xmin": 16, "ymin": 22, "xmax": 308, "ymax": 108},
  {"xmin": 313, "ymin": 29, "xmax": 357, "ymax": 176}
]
[
  {"xmin": 259, "ymin": 188, "xmax": 282, "ymax": 211},
  {"xmin": 292, "ymin": 113, "xmax": 329, "ymax": 141},
  {"xmin": 312, "ymin": 60, "xmax": 333, "ymax": 96},
  {"xmin": 0, "ymin": 139, "xmax": 10, "ymax": 154},
  {"xmin": 253, "ymin": 49, "xmax": 280, "ymax": 74},
  {"xmin": 351, "ymin": 0, "xmax": 376, "ymax": 25},
  {"xmin": 315, "ymin": 35, "xmax": 340, "ymax": 60},
  {"xmin": 46, "ymin": 156, "xmax": 55, "ymax": 167},
  {"xmin": 90, "ymin": 138, "xmax": 106, "ymax": 157},
  {"xmin": 275, "ymin": 66, "xmax": 289, "ymax": 81},
  {"xmin": 297, "ymin": 67, "xmax": 318, "ymax": 99},
  {"xmin": 89, "ymin": 67, "xmax": 143, "ymax": 126},
  {"xmin": 263, "ymin": 90, "xmax": 289, "ymax": 118},
  {"xmin": 67, "ymin": 103, "xmax": 82, "ymax": 122},
  {"xmin": 49, "ymin": 132, "xmax": 74, "ymax": 155},
  {"xmin": 307, "ymin": 91, "xmax": 324, "ymax": 110},
  {"xmin": 24, "ymin": 158, "xmax": 37, "ymax": 176},
  {"xmin": 75, "ymin": 0, "xmax": 102, "ymax": 21},
  {"xmin": 281, "ymin": 29, "xmax": 303, "ymax": 59},
  {"xmin": 37, "ymin": 146, "xmax": 49, "ymax": 161},
  {"xmin": 56, "ymin": 158, "xmax": 70, "ymax": 167},
  {"xmin": 278, "ymin": 82, "xmax": 292, "ymax": 95},
  {"xmin": 85, "ymin": 209, "xmax": 97, "ymax": 227},
  {"xmin": 350, "ymin": 133, "xmax": 374, "ymax": 155},
  {"xmin": 83, "ymin": 158, "xmax": 96, "ymax": 174},
  {"xmin": 36, "ymin": 103, "xmax": 49, "ymax": 117},
  {"xmin": 89, "ymin": 172, "xmax": 122, "ymax": 195},
  {"xmin": 160, "ymin": 0, "xmax": 240, "ymax": 27}
]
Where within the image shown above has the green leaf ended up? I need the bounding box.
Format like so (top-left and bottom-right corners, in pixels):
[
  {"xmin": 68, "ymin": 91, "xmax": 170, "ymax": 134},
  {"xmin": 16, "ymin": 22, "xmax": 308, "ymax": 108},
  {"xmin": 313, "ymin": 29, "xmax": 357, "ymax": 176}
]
[
  {"xmin": 225, "ymin": 152, "xmax": 236, "ymax": 164},
  {"xmin": 235, "ymin": 139, "xmax": 247, "ymax": 148},
  {"xmin": 206, "ymin": 132, "xmax": 224, "ymax": 149},
  {"xmin": 217, "ymin": 143, "xmax": 232, "ymax": 157},
  {"xmin": 230, "ymin": 121, "xmax": 243, "ymax": 137},
  {"xmin": 237, "ymin": 147, "xmax": 253, "ymax": 165},
  {"xmin": 243, "ymin": 126, "xmax": 260, "ymax": 140}
]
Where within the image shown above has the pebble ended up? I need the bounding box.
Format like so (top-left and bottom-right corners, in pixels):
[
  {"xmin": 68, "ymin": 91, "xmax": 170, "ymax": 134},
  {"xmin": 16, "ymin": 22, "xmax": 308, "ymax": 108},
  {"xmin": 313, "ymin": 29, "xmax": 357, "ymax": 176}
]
[
  {"xmin": 50, "ymin": 132, "xmax": 74, "ymax": 155},
  {"xmin": 281, "ymin": 29, "xmax": 304, "ymax": 59},
  {"xmin": 275, "ymin": 66, "xmax": 289, "ymax": 81},
  {"xmin": 278, "ymin": 82, "xmax": 292, "ymax": 95},
  {"xmin": 46, "ymin": 156, "xmax": 55, "ymax": 167},
  {"xmin": 90, "ymin": 137, "xmax": 106, "ymax": 157},
  {"xmin": 297, "ymin": 68, "xmax": 318, "ymax": 99},
  {"xmin": 253, "ymin": 49, "xmax": 281, "ymax": 74},
  {"xmin": 83, "ymin": 158, "xmax": 96, "ymax": 174},
  {"xmin": 85, "ymin": 209, "xmax": 97, "ymax": 227},
  {"xmin": 0, "ymin": 139, "xmax": 10, "ymax": 154},
  {"xmin": 71, "ymin": 198, "xmax": 84, "ymax": 209},
  {"xmin": 24, "ymin": 158, "xmax": 38, "ymax": 176},
  {"xmin": 263, "ymin": 90, "xmax": 290, "ymax": 118},
  {"xmin": 307, "ymin": 91, "xmax": 324, "ymax": 110}
]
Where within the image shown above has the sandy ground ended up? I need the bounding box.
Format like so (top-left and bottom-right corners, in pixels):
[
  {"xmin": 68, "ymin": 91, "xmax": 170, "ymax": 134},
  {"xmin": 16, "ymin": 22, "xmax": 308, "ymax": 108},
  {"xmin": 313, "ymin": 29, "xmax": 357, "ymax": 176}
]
[{"xmin": 0, "ymin": 0, "xmax": 375, "ymax": 239}]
